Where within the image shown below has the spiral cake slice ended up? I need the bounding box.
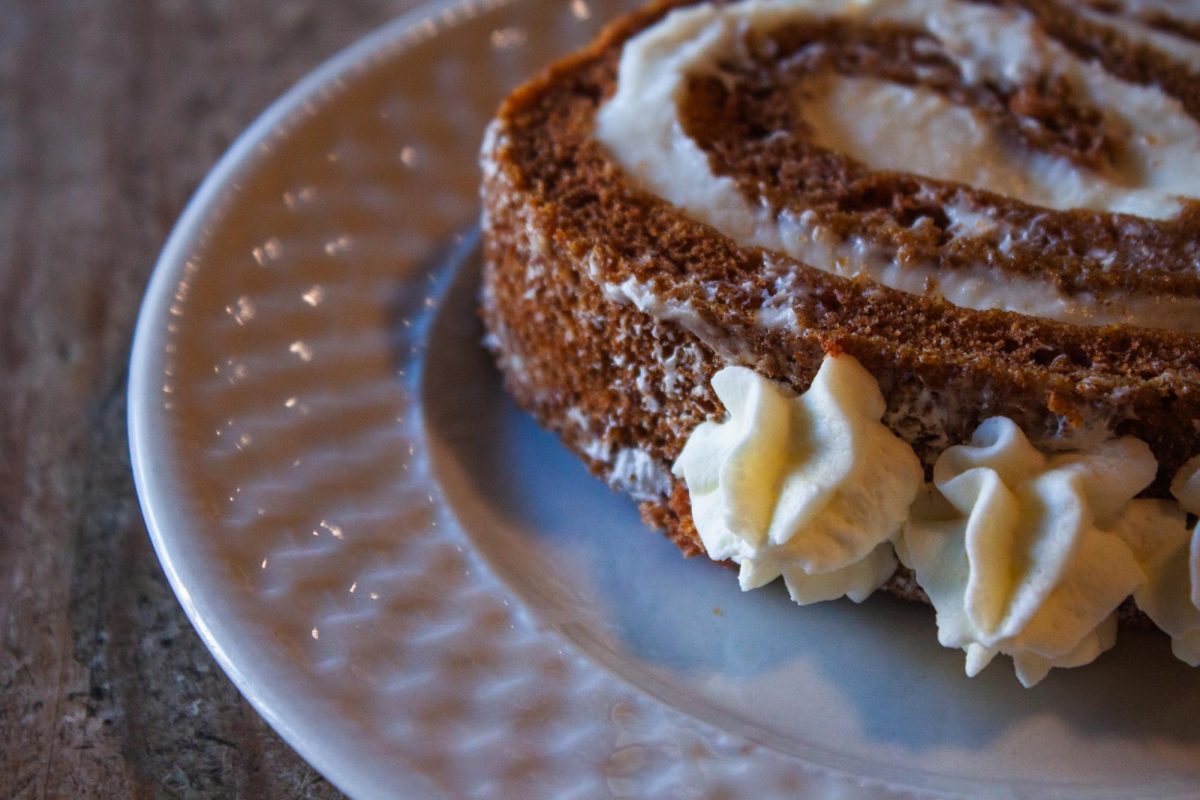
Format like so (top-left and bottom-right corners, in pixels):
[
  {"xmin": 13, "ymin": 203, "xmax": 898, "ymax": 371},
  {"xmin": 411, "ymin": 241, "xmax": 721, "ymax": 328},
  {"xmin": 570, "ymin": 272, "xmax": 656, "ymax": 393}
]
[{"xmin": 480, "ymin": 0, "xmax": 1200, "ymax": 684}]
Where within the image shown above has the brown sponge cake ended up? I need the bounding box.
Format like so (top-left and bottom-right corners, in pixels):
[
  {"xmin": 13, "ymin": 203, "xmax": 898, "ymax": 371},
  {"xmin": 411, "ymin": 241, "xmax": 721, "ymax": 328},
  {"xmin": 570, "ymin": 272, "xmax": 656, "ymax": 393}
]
[{"xmin": 479, "ymin": 0, "xmax": 1200, "ymax": 614}]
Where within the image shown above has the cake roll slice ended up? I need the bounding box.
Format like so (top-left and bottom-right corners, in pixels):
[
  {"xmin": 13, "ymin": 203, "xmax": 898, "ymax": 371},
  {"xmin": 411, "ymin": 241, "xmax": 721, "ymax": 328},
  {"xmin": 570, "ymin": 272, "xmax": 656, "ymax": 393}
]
[{"xmin": 480, "ymin": 0, "xmax": 1200, "ymax": 684}]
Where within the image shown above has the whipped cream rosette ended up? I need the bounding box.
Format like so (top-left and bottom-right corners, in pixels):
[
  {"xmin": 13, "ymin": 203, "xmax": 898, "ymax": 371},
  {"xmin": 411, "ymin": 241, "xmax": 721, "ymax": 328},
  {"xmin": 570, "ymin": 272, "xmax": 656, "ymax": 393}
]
[
  {"xmin": 1115, "ymin": 458, "xmax": 1200, "ymax": 665},
  {"xmin": 673, "ymin": 355, "xmax": 923, "ymax": 604},
  {"xmin": 896, "ymin": 418, "xmax": 1166, "ymax": 686}
]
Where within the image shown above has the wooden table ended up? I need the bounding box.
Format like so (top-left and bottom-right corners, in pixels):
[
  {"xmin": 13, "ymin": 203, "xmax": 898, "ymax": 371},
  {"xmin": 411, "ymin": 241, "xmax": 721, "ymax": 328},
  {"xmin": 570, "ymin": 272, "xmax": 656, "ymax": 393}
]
[{"xmin": 2, "ymin": 2, "xmax": 426, "ymax": 796}]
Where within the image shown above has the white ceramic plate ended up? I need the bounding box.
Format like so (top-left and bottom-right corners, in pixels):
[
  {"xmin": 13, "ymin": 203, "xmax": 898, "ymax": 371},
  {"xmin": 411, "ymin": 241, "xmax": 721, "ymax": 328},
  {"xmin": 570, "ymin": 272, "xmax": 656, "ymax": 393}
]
[{"xmin": 129, "ymin": 2, "xmax": 1200, "ymax": 797}]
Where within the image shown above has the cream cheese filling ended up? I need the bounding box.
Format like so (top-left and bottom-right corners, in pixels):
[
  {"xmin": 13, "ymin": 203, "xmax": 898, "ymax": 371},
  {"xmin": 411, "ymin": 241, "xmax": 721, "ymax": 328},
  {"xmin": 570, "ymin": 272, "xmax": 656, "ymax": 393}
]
[
  {"xmin": 1079, "ymin": 1, "xmax": 1200, "ymax": 72},
  {"xmin": 593, "ymin": 0, "xmax": 1200, "ymax": 332},
  {"xmin": 798, "ymin": 74, "xmax": 1140, "ymax": 216}
]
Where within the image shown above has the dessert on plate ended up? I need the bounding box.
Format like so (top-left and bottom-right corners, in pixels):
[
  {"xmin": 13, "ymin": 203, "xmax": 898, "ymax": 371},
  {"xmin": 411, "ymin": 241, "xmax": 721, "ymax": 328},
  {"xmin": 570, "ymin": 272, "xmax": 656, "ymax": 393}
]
[{"xmin": 479, "ymin": 0, "xmax": 1200, "ymax": 686}]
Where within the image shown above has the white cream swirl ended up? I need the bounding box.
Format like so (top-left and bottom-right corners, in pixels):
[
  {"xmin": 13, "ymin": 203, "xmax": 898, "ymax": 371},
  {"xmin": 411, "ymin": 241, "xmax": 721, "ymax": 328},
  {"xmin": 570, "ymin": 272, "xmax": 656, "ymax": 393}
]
[
  {"xmin": 1119, "ymin": 457, "xmax": 1200, "ymax": 665},
  {"xmin": 897, "ymin": 417, "xmax": 1156, "ymax": 687},
  {"xmin": 672, "ymin": 355, "xmax": 923, "ymax": 604},
  {"xmin": 593, "ymin": 0, "xmax": 1200, "ymax": 332}
]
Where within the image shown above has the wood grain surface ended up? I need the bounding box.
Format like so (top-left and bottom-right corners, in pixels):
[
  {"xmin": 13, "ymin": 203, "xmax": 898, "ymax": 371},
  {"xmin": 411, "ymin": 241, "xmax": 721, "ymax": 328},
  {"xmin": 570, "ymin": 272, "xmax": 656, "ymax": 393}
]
[{"xmin": 0, "ymin": 2, "xmax": 428, "ymax": 796}]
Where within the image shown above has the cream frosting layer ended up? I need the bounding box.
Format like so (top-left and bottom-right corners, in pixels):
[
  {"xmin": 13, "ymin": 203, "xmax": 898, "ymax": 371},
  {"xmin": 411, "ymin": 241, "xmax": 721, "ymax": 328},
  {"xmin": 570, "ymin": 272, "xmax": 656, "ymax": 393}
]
[
  {"xmin": 672, "ymin": 355, "xmax": 922, "ymax": 604},
  {"xmin": 1079, "ymin": 1, "xmax": 1200, "ymax": 72},
  {"xmin": 897, "ymin": 417, "xmax": 1158, "ymax": 687},
  {"xmin": 593, "ymin": 0, "xmax": 1200, "ymax": 332},
  {"xmin": 798, "ymin": 74, "xmax": 1141, "ymax": 216}
]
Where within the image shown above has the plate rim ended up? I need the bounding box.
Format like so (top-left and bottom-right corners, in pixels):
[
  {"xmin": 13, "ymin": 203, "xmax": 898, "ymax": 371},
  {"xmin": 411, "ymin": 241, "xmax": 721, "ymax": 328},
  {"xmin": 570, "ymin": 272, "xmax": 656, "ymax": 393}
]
[{"xmin": 127, "ymin": 3, "xmax": 518, "ymax": 797}]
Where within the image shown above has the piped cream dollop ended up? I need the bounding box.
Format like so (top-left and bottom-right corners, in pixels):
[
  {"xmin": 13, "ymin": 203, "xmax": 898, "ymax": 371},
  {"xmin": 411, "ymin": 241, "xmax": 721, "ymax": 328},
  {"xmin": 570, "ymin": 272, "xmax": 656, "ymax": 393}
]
[
  {"xmin": 672, "ymin": 355, "xmax": 923, "ymax": 604},
  {"xmin": 1119, "ymin": 457, "xmax": 1200, "ymax": 665},
  {"xmin": 897, "ymin": 417, "xmax": 1156, "ymax": 687}
]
